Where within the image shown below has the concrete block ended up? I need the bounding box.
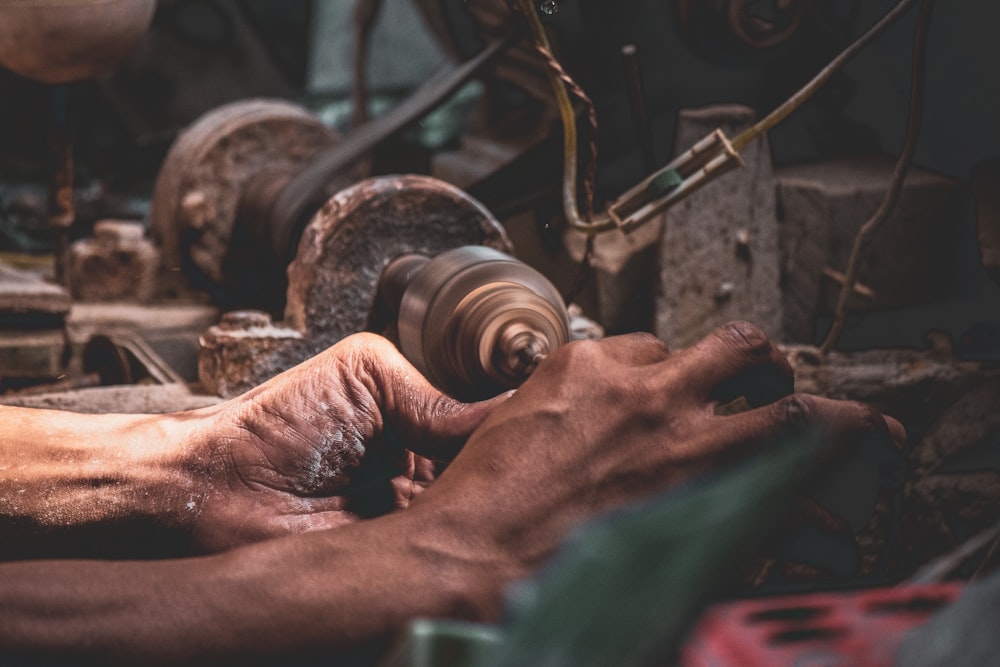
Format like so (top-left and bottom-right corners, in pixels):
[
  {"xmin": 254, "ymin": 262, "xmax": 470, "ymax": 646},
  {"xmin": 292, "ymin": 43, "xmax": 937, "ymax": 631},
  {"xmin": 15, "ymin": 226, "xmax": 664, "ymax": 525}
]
[
  {"xmin": 776, "ymin": 156, "xmax": 960, "ymax": 342},
  {"xmin": 655, "ymin": 105, "xmax": 782, "ymax": 348},
  {"xmin": 564, "ymin": 214, "xmax": 663, "ymax": 334}
]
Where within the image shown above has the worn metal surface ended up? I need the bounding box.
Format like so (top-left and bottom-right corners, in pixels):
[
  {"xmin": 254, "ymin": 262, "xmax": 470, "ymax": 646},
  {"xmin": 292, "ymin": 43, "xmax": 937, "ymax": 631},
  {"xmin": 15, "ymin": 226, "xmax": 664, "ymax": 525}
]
[
  {"xmin": 200, "ymin": 175, "xmax": 512, "ymax": 397},
  {"xmin": 150, "ymin": 99, "xmax": 339, "ymax": 296},
  {"xmin": 392, "ymin": 246, "xmax": 570, "ymax": 401},
  {"xmin": 67, "ymin": 220, "xmax": 160, "ymax": 302},
  {"xmin": 198, "ymin": 310, "xmax": 304, "ymax": 399}
]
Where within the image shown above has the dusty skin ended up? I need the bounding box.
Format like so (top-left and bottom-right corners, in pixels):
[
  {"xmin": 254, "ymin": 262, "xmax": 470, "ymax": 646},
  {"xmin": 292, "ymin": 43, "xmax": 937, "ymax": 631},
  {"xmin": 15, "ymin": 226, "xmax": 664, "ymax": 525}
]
[{"xmin": 0, "ymin": 322, "xmax": 903, "ymax": 664}]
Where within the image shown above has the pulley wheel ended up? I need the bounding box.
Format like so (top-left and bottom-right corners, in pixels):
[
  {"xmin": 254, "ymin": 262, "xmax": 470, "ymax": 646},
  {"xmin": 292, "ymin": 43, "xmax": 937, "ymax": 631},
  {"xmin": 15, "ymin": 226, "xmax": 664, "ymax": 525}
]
[{"xmin": 150, "ymin": 99, "xmax": 340, "ymax": 296}]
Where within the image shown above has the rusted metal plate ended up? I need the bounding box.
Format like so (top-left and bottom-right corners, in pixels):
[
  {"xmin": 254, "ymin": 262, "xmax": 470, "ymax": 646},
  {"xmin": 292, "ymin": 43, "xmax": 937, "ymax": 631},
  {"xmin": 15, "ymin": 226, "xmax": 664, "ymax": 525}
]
[{"xmin": 286, "ymin": 174, "xmax": 512, "ymax": 348}]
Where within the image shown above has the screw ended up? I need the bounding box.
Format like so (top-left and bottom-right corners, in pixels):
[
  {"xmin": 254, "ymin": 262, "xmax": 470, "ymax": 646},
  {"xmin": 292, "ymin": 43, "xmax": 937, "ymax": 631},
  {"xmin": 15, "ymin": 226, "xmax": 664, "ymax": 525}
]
[{"xmin": 539, "ymin": 0, "xmax": 559, "ymax": 15}]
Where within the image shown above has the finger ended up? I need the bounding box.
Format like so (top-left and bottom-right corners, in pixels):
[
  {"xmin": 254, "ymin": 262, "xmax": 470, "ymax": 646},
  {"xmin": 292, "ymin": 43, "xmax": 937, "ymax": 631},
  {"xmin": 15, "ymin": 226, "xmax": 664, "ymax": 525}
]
[
  {"xmin": 668, "ymin": 321, "xmax": 793, "ymax": 407},
  {"xmin": 390, "ymin": 391, "xmax": 513, "ymax": 462},
  {"xmin": 703, "ymin": 394, "xmax": 901, "ymax": 465},
  {"xmin": 348, "ymin": 333, "xmax": 513, "ymax": 461},
  {"xmin": 533, "ymin": 332, "xmax": 669, "ymax": 381},
  {"xmin": 594, "ymin": 332, "xmax": 671, "ymax": 366}
]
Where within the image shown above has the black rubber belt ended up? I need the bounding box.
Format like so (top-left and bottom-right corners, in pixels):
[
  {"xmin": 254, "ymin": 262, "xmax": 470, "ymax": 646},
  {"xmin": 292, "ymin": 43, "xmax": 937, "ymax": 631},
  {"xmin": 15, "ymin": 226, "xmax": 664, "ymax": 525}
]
[{"xmin": 267, "ymin": 31, "xmax": 519, "ymax": 261}]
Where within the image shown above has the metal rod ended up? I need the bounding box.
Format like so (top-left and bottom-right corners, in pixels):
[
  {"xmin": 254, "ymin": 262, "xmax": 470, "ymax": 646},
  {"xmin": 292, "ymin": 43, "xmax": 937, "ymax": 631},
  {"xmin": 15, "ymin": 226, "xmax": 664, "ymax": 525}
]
[
  {"xmin": 47, "ymin": 84, "xmax": 74, "ymax": 285},
  {"xmin": 621, "ymin": 44, "xmax": 656, "ymax": 174}
]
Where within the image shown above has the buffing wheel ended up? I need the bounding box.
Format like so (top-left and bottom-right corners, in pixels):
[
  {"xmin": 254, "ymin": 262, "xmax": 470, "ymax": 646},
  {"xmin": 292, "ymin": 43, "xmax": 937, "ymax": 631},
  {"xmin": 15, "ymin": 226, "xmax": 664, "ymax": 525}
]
[{"xmin": 388, "ymin": 246, "xmax": 570, "ymax": 400}]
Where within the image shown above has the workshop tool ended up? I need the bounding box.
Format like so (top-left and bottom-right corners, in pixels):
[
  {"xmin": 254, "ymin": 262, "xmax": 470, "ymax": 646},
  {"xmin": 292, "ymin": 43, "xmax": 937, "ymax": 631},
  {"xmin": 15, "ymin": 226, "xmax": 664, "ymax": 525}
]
[
  {"xmin": 150, "ymin": 99, "xmax": 343, "ymax": 302},
  {"xmin": 151, "ymin": 34, "xmax": 514, "ymax": 305},
  {"xmin": 198, "ymin": 175, "xmax": 516, "ymax": 398},
  {"xmin": 380, "ymin": 246, "xmax": 570, "ymax": 400}
]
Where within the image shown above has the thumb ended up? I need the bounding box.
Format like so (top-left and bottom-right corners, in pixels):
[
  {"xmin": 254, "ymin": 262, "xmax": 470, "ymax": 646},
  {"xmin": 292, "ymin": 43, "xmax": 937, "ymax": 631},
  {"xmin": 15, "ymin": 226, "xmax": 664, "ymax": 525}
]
[{"xmin": 350, "ymin": 333, "xmax": 514, "ymax": 461}]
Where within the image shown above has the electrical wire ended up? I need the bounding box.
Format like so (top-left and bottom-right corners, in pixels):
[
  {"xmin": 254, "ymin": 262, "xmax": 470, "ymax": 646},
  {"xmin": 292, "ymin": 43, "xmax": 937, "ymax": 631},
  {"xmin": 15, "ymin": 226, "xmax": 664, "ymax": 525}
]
[
  {"xmin": 732, "ymin": 0, "xmax": 922, "ymax": 152},
  {"xmin": 820, "ymin": 0, "xmax": 933, "ymax": 354},
  {"xmin": 515, "ymin": 0, "xmax": 616, "ymax": 236},
  {"xmin": 515, "ymin": 0, "xmax": 926, "ymax": 240}
]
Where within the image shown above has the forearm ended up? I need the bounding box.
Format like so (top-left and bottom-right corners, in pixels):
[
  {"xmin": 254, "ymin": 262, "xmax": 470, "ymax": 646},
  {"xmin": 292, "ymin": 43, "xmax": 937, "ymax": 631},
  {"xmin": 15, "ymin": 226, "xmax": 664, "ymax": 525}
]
[
  {"xmin": 0, "ymin": 405, "xmax": 214, "ymax": 558},
  {"xmin": 0, "ymin": 504, "xmax": 517, "ymax": 665}
]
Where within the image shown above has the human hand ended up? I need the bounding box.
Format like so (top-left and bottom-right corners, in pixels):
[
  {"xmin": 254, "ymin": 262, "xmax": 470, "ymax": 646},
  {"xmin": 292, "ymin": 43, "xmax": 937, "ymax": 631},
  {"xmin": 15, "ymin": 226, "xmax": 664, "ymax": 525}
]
[
  {"xmin": 188, "ymin": 332, "xmax": 508, "ymax": 552},
  {"xmin": 416, "ymin": 321, "xmax": 905, "ymax": 576}
]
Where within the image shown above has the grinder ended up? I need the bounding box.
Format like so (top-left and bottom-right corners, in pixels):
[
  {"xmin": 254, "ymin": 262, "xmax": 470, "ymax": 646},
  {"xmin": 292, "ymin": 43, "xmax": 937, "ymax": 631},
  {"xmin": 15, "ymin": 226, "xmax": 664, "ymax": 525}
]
[{"xmin": 379, "ymin": 246, "xmax": 570, "ymax": 401}]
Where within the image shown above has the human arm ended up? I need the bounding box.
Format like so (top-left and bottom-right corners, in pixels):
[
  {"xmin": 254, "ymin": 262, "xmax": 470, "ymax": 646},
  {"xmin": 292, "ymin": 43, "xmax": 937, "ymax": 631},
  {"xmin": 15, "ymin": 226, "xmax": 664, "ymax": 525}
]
[
  {"xmin": 0, "ymin": 333, "xmax": 507, "ymax": 558},
  {"xmin": 0, "ymin": 323, "xmax": 905, "ymax": 664}
]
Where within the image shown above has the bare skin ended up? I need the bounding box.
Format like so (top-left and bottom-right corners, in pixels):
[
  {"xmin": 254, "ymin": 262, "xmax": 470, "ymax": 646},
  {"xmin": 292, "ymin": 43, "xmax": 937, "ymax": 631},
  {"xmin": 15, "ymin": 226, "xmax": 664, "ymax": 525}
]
[
  {"xmin": 0, "ymin": 334, "xmax": 506, "ymax": 558},
  {"xmin": 0, "ymin": 322, "xmax": 904, "ymax": 665}
]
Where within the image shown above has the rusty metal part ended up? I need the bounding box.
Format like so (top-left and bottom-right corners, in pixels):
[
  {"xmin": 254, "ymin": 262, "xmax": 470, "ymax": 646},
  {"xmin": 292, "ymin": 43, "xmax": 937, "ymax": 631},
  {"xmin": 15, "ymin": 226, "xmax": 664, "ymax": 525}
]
[
  {"xmin": 675, "ymin": 0, "xmax": 811, "ymax": 56},
  {"xmin": 83, "ymin": 332, "xmax": 186, "ymax": 386},
  {"xmin": 200, "ymin": 175, "xmax": 513, "ymax": 397},
  {"xmin": 198, "ymin": 310, "xmax": 305, "ymax": 398},
  {"xmin": 150, "ymin": 99, "xmax": 340, "ymax": 295},
  {"xmin": 68, "ymin": 220, "xmax": 160, "ymax": 303},
  {"xmin": 153, "ymin": 30, "xmax": 510, "ymax": 299},
  {"xmin": 0, "ymin": 0, "xmax": 154, "ymax": 83},
  {"xmin": 286, "ymin": 175, "xmax": 512, "ymax": 344},
  {"xmin": 384, "ymin": 246, "xmax": 570, "ymax": 400}
]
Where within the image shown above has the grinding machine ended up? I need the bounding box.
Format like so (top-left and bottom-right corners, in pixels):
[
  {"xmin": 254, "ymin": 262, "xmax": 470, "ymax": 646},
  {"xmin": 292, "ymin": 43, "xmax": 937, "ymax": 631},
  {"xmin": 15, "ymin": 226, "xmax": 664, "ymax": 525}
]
[{"xmin": 150, "ymin": 99, "xmax": 581, "ymax": 399}]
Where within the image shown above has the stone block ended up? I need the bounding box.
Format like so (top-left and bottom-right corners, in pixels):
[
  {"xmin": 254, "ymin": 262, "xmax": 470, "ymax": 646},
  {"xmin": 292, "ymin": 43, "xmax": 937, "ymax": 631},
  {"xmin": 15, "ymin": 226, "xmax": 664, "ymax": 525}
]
[
  {"xmin": 655, "ymin": 105, "xmax": 782, "ymax": 348},
  {"xmin": 564, "ymin": 214, "xmax": 663, "ymax": 334},
  {"xmin": 776, "ymin": 156, "xmax": 960, "ymax": 342}
]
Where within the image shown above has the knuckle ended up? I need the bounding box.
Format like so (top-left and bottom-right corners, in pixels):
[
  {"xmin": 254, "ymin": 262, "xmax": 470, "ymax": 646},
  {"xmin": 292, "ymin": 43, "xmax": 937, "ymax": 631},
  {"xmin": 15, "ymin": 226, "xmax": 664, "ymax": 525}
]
[
  {"xmin": 624, "ymin": 331, "xmax": 671, "ymax": 354},
  {"xmin": 556, "ymin": 338, "xmax": 601, "ymax": 363},
  {"xmin": 852, "ymin": 401, "xmax": 883, "ymax": 430},
  {"xmin": 718, "ymin": 321, "xmax": 772, "ymax": 357},
  {"xmin": 771, "ymin": 394, "xmax": 815, "ymax": 430}
]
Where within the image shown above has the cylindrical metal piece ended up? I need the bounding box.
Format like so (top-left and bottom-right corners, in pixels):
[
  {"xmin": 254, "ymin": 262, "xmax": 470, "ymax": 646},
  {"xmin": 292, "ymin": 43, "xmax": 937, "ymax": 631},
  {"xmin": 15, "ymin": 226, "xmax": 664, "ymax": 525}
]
[
  {"xmin": 621, "ymin": 44, "xmax": 656, "ymax": 174},
  {"xmin": 392, "ymin": 246, "xmax": 570, "ymax": 400}
]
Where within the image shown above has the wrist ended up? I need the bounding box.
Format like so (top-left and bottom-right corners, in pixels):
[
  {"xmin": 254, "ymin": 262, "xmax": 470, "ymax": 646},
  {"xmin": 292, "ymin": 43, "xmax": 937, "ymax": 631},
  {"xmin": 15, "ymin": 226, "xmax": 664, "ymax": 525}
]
[{"xmin": 405, "ymin": 498, "xmax": 529, "ymax": 622}]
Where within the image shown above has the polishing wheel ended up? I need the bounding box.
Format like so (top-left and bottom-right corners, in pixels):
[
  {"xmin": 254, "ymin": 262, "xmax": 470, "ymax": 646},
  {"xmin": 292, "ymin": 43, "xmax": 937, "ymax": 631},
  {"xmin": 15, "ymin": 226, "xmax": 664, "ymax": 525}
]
[{"xmin": 381, "ymin": 246, "xmax": 570, "ymax": 401}]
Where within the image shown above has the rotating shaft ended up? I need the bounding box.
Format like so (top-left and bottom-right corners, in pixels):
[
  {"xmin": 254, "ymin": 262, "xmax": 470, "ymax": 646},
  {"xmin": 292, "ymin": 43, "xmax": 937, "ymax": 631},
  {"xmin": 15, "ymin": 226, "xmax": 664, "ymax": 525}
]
[{"xmin": 380, "ymin": 246, "xmax": 570, "ymax": 401}]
